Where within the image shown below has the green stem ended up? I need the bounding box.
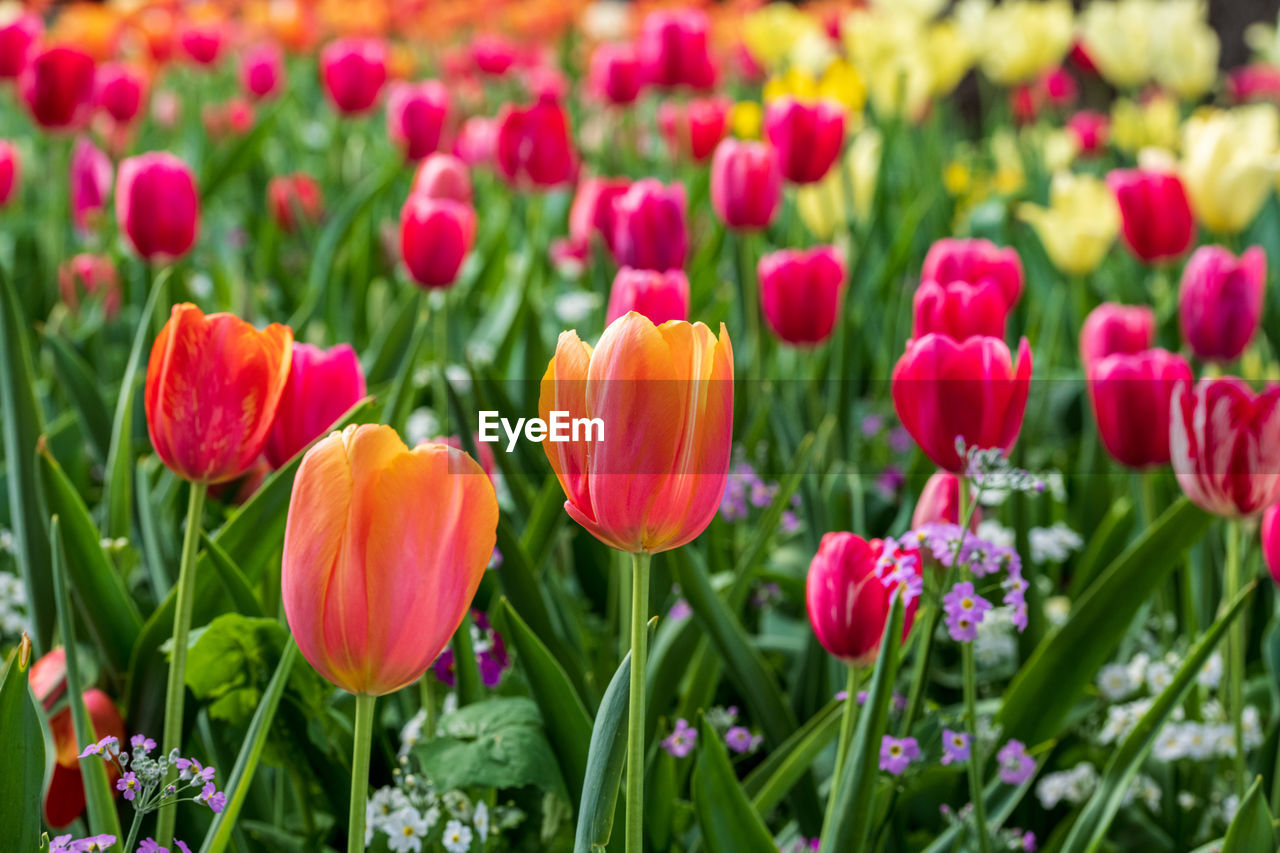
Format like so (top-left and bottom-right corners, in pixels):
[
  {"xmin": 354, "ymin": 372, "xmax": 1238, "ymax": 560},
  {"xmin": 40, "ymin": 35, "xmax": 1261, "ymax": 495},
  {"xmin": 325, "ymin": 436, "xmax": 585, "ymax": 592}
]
[
  {"xmin": 826, "ymin": 665, "xmax": 860, "ymax": 818},
  {"xmin": 1225, "ymin": 520, "xmax": 1246, "ymax": 799},
  {"xmin": 626, "ymin": 551, "xmax": 651, "ymax": 853},
  {"xmin": 156, "ymin": 480, "xmax": 208, "ymax": 847},
  {"xmin": 433, "ymin": 290, "xmax": 449, "ymax": 428},
  {"xmin": 348, "ymin": 694, "xmax": 377, "ymax": 853},
  {"xmin": 123, "ymin": 808, "xmax": 144, "ymax": 853},
  {"xmin": 961, "ymin": 642, "xmax": 992, "ymax": 853},
  {"xmin": 451, "ymin": 612, "xmax": 483, "ymax": 705},
  {"xmin": 898, "ymin": 604, "xmax": 939, "ymax": 737},
  {"xmin": 735, "ymin": 230, "xmax": 761, "ymax": 383},
  {"xmin": 418, "ymin": 674, "xmax": 436, "ymax": 742}
]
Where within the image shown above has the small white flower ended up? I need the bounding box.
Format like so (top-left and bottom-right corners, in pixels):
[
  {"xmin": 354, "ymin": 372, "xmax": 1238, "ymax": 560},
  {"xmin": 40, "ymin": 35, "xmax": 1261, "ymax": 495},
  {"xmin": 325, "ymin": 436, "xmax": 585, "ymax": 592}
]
[
  {"xmin": 1097, "ymin": 664, "xmax": 1135, "ymax": 701},
  {"xmin": 442, "ymin": 818, "xmax": 474, "ymax": 853},
  {"xmin": 1222, "ymin": 794, "xmax": 1240, "ymax": 823},
  {"xmin": 386, "ymin": 807, "xmax": 430, "ymax": 853},
  {"xmin": 1153, "ymin": 725, "xmax": 1187, "ymax": 762},
  {"xmin": 1029, "ymin": 523, "xmax": 1083, "ymax": 564},
  {"xmin": 1197, "ymin": 652, "xmax": 1223, "ymax": 689},
  {"xmin": 1177, "ymin": 791, "xmax": 1197, "ymax": 810},
  {"xmin": 400, "ymin": 710, "xmax": 427, "ymax": 758},
  {"xmin": 1182, "ymin": 724, "xmax": 1214, "ymax": 761},
  {"xmin": 474, "ymin": 801, "xmax": 489, "ymax": 838},
  {"xmin": 976, "ymin": 520, "xmax": 1015, "ymax": 549},
  {"xmin": 554, "ymin": 292, "xmax": 600, "ymax": 324},
  {"xmin": 1145, "ymin": 661, "xmax": 1174, "ymax": 695},
  {"xmin": 1243, "ymin": 706, "xmax": 1263, "ymax": 750}
]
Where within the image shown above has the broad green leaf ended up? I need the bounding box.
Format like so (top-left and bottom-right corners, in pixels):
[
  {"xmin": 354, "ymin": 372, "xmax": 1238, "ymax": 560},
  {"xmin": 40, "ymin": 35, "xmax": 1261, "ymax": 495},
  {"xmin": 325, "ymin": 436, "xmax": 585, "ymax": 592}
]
[
  {"xmin": 44, "ymin": 332, "xmax": 112, "ymax": 461},
  {"xmin": 200, "ymin": 533, "xmax": 264, "ymax": 617},
  {"xmin": 1068, "ymin": 496, "xmax": 1134, "ymax": 598},
  {"xmin": 575, "ymin": 651, "xmax": 631, "ymax": 853},
  {"xmin": 692, "ymin": 716, "xmax": 777, "ymax": 853},
  {"xmin": 997, "ymin": 497, "xmax": 1212, "ymax": 745},
  {"xmin": 413, "ymin": 697, "xmax": 564, "ymax": 794},
  {"xmin": 185, "ymin": 614, "xmax": 293, "ymax": 726},
  {"xmin": 1223, "ymin": 777, "xmax": 1277, "ymax": 853},
  {"xmin": 0, "ymin": 637, "xmax": 46, "ymax": 851},
  {"xmin": 744, "ymin": 700, "xmax": 842, "ymax": 817}
]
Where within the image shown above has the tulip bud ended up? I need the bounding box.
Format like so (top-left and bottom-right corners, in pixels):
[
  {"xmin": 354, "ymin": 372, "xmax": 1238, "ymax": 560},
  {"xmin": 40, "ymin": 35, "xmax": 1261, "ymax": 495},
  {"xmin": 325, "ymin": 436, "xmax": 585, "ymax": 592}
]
[
  {"xmin": 20, "ymin": 46, "xmax": 97, "ymax": 131},
  {"xmin": 267, "ymin": 173, "xmax": 324, "ymax": 234},
  {"xmin": 912, "ymin": 279, "xmax": 1009, "ymax": 341},
  {"xmin": 1179, "ymin": 245, "xmax": 1267, "ymax": 363},
  {"xmin": 1106, "ymin": 168, "xmax": 1195, "ymax": 264},
  {"xmin": 606, "ymin": 268, "xmax": 690, "ymax": 326},
  {"xmin": 610, "ymin": 178, "xmax": 688, "ymax": 272},
  {"xmin": 806, "ymin": 533, "xmax": 919, "ymax": 665},
  {"xmin": 320, "ymin": 37, "xmax": 388, "ymax": 115},
  {"xmin": 764, "ymin": 97, "xmax": 845, "ymax": 185},
  {"xmin": 400, "ymin": 194, "xmax": 476, "ymax": 289},
  {"xmin": 454, "ymin": 116, "xmax": 498, "ymax": 168},
  {"xmin": 59, "ymin": 253, "xmax": 120, "ymax": 319},
  {"xmin": 387, "ymin": 80, "xmax": 450, "ymax": 162},
  {"xmin": 658, "ymin": 97, "xmax": 729, "ymax": 162},
  {"xmin": 0, "ymin": 140, "xmax": 19, "ymax": 207},
  {"xmin": 145, "ymin": 303, "xmax": 293, "ymax": 483},
  {"xmin": 588, "ymin": 42, "xmax": 643, "ymax": 105},
  {"xmin": 283, "ymin": 425, "xmax": 498, "ymax": 695},
  {"xmin": 495, "ymin": 97, "xmax": 575, "ymax": 189},
  {"xmin": 179, "ymin": 19, "xmax": 226, "ymax": 66},
  {"xmin": 0, "ymin": 12, "xmax": 41, "ymax": 80},
  {"xmin": 241, "ymin": 42, "xmax": 285, "ymax": 101},
  {"xmin": 912, "ymin": 471, "xmax": 980, "ymax": 530},
  {"xmin": 540, "ymin": 313, "xmax": 733, "ymax": 553},
  {"xmin": 70, "ymin": 136, "xmax": 112, "ymax": 235},
  {"xmin": 892, "ymin": 334, "xmax": 1033, "ymax": 473},
  {"xmin": 470, "ymin": 34, "xmax": 519, "ymax": 76},
  {"xmin": 116, "ymin": 152, "xmax": 201, "ymax": 262},
  {"xmin": 94, "ymin": 63, "xmax": 146, "ymax": 126},
  {"xmin": 921, "ymin": 238, "xmax": 1024, "ymax": 308},
  {"xmin": 411, "ymin": 153, "xmax": 473, "ymax": 205},
  {"xmin": 1171, "ymin": 377, "xmax": 1280, "ymax": 517},
  {"xmin": 1263, "ymin": 506, "xmax": 1280, "ymax": 586},
  {"xmin": 1066, "ymin": 110, "xmax": 1108, "ymax": 157},
  {"xmin": 757, "ymin": 246, "xmax": 846, "ymax": 346},
  {"xmin": 265, "ymin": 343, "xmax": 367, "ymax": 468},
  {"xmin": 1079, "ymin": 303, "xmax": 1154, "ymax": 376},
  {"xmin": 710, "ymin": 139, "xmax": 781, "ymax": 231},
  {"xmin": 1089, "ymin": 348, "xmax": 1192, "ymax": 469},
  {"xmin": 638, "ymin": 8, "xmax": 717, "ymax": 90}
]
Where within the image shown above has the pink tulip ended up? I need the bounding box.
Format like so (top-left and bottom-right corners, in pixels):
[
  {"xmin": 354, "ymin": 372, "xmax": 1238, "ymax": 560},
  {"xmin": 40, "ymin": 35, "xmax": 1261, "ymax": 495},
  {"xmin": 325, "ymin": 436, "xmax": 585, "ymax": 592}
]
[
  {"xmin": 0, "ymin": 13, "xmax": 42, "ymax": 80},
  {"xmin": 265, "ymin": 343, "xmax": 368, "ymax": 468},
  {"xmin": 400, "ymin": 194, "xmax": 476, "ymax": 289},
  {"xmin": 638, "ymin": 8, "xmax": 716, "ymax": 90},
  {"xmin": 0, "ymin": 140, "xmax": 19, "ymax": 207},
  {"xmin": 20, "ymin": 46, "xmax": 96, "ymax": 131},
  {"xmin": 758, "ymin": 246, "xmax": 846, "ymax": 346},
  {"xmin": 1089, "ymin": 348, "xmax": 1192, "ymax": 469},
  {"xmin": 411, "ymin": 153, "xmax": 472, "ymax": 205},
  {"xmin": 70, "ymin": 136, "xmax": 112, "ymax": 235},
  {"xmin": 763, "ymin": 97, "xmax": 844, "ymax": 184},
  {"xmin": 1107, "ymin": 168, "xmax": 1195, "ymax": 264},
  {"xmin": 588, "ymin": 42, "xmax": 644, "ymax": 105},
  {"xmin": 115, "ymin": 152, "xmax": 200, "ymax": 262},
  {"xmin": 606, "ymin": 268, "xmax": 690, "ymax": 326},
  {"xmin": 1080, "ymin": 303, "xmax": 1155, "ymax": 376},
  {"xmin": 1263, "ymin": 506, "xmax": 1280, "ymax": 585},
  {"xmin": 921, "ymin": 238, "xmax": 1024, "ymax": 308},
  {"xmin": 1179, "ymin": 245, "xmax": 1267, "ymax": 363},
  {"xmin": 495, "ymin": 97, "xmax": 575, "ymax": 188},
  {"xmin": 240, "ymin": 42, "xmax": 284, "ymax": 101},
  {"xmin": 387, "ymin": 80, "xmax": 450, "ymax": 162},
  {"xmin": 912, "ymin": 279, "xmax": 1009, "ymax": 341},
  {"xmin": 806, "ymin": 533, "xmax": 920, "ymax": 665},
  {"xmin": 179, "ymin": 20, "xmax": 227, "ymax": 66},
  {"xmin": 710, "ymin": 138, "xmax": 781, "ymax": 231},
  {"xmin": 454, "ymin": 116, "xmax": 498, "ymax": 168},
  {"xmin": 94, "ymin": 63, "xmax": 146, "ymax": 126},
  {"xmin": 658, "ymin": 97, "xmax": 729, "ymax": 162},
  {"xmin": 610, "ymin": 179, "xmax": 688, "ymax": 272},
  {"xmin": 912, "ymin": 471, "xmax": 980, "ymax": 530},
  {"xmin": 59, "ymin": 253, "xmax": 121, "ymax": 320},
  {"xmin": 1067, "ymin": 110, "xmax": 1108, "ymax": 156},
  {"xmin": 320, "ymin": 37, "xmax": 387, "ymax": 115}
]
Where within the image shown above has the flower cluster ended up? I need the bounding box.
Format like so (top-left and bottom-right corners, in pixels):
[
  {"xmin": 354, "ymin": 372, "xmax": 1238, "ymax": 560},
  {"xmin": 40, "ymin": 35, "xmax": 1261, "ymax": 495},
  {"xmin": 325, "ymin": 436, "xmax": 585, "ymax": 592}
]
[
  {"xmin": 365, "ymin": 779, "xmax": 514, "ymax": 853},
  {"xmin": 47, "ymin": 836, "xmax": 119, "ymax": 853},
  {"xmin": 904, "ymin": 522, "xmax": 1029, "ymax": 637},
  {"xmin": 79, "ymin": 734, "xmax": 226, "ymax": 816},
  {"xmin": 720, "ymin": 456, "xmax": 800, "ymax": 533},
  {"xmin": 431, "ymin": 609, "xmax": 510, "ymax": 689},
  {"xmin": 957, "ymin": 440, "xmax": 1046, "ymax": 497},
  {"xmin": 937, "ymin": 804, "xmax": 1038, "ymax": 851}
]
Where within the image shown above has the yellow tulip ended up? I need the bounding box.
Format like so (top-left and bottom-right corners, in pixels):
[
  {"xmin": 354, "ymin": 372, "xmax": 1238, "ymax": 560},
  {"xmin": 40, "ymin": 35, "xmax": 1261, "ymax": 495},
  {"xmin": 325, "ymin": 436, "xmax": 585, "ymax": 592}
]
[
  {"xmin": 958, "ymin": 0, "xmax": 1073, "ymax": 85},
  {"xmin": 817, "ymin": 59, "xmax": 867, "ymax": 117},
  {"xmin": 1078, "ymin": 0, "xmax": 1156, "ymax": 90},
  {"xmin": 843, "ymin": 6, "xmax": 934, "ymax": 120},
  {"xmin": 764, "ymin": 67, "xmax": 818, "ymax": 104},
  {"xmin": 797, "ymin": 128, "xmax": 883, "ymax": 239},
  {"xmin": 869, "ymin": 0, "xmax": 948, "ymax": 20},
  {"xmin": 1150, "ymin": 0, "xmax": 1219, "ymax": 100},
  {"xmin": 925, "ymin": 20, "xmax": 974, "ymax": 98},
  {"xmin": 742, "ymin": 3, "xmax": 823, "ymax": 71},
  {"xmin": 729, "ymin": 101, "xmax": 763, "ymax": 140},
  {"xmin": 1110, "ymin": 94, "xmax": 1181, "ymax": 154},
  {"xmin": 1017, "ymin": 172, "xmax": 1119, "ymax": 276},
  {"xmin": 1180, "ymin": 105, "xmax": 1280, "ymax": 235}
]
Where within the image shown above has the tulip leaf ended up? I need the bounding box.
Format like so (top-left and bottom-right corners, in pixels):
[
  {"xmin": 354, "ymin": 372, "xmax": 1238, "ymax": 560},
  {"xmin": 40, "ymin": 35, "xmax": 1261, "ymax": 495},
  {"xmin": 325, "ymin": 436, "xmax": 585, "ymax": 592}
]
[
  {"xmin": 645, "ymin": 745, "xmax": 677, "ymax": 852},
  {"xmin": 44, "ymin": 332, "xmax": 112, "ymax": 462},
  {"xmin": 200, "ymin": 533, "xmax": 264, "ymax": 618},
  {"xmin": 0, "ymin": 637, "xmax": 47, "ymax": 851},
  {"xmin": 575, "ymin": 650, "xmax": 631, "ymax": 853},
  {"xmin": 997, "ymin": 497, "xmax": 1212, "ymax": 746},
  {"xmin": 918, "ymin": 764, "xmax": 1043, "ymax": 853},
  {"xmin": 1059, "ymin": 582, "xmax": 1256, "ymax": 853},
  {"xmin": 743, "ymin": 699, "xmax": 842, "ymax": 817},
  {"xmin": 200, "ymin": 99, "xmax": 283, "ymax": 202},
  {"xmin": 1067, "ymin": 496, "xmax": 1134, "ymax": 599},
  {"xmin": 1223, "ymin": 777, "xmax": 1277, "ymax": 853},
  {"xmin": 413, "ymin": 697, "xmax": 564, "ymax": 794},
  {"xmin": 692, "ymin": 715, "xmax": 777, "ymax": 853}
]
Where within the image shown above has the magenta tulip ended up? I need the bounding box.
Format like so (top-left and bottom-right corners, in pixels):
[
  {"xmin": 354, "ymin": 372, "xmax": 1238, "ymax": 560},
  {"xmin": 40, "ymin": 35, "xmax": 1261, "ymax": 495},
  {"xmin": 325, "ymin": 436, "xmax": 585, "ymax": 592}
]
[
  {"xmin": 495, "ymin": 97, "xmax": 575, "ymax": 188},
  {"xmin": 710, "ymin": 139, "xmax": 780, "ymax": 231},
  {"xmin": 0, "ymin": 13, "xmax": 41, "ymax": 80},
  {"xmin": 1089, "ymin": 348, "xmax": 1193, "ymax": 469},
  {"xmin": 921, "ymin": 238, "xmax": 1024, "ymax": 308},
  {"xmin": 400, "ymin": 194, "xmax": 476, "ymax": 289},
  {"xmin": 20, "ymin": 46, "xmax": 96, "ymax": 131},
  {"xmin": 588, "ymin": 42, "xmax": 643, "ymax": 105},
  {"xmin": 912, "ymin": 279, "xmax": 1009, "ymax": 341},
  {"xmin": 806, "ymin": 533, "xmax": 920, "ymax": 665},
  {"xmin": 610, "ymin": 178, "xmax": 688, "ymax": 272},
  {"xmin": 1179, "ymin": 245, "xmax": 1267, "ymax": 363},
  {"xmin": 240, "ymin": 42, "xmax": 284, "ymax": 101},
  {"xmin": 411, "ymin": 153, "xmax": 472, "ymax": 205},
  {"xmin": 70, "ymin": 136, "xmax": 112, "ymax": 235},
  {"xmin": 320, "ymin": 37, "xmax": 387, "ymax": 115},
  {"xmin": 606, "ymin": 268, "xmax": 690, "ymax": 326},
  {"xmin": 763, "ymin": 97, "xmax": 844, "ymax": 184},
  {"xmin": 265, "ymin": 343, "xmax": 368, "ymax": 468},
  {"xmin": 638, "ymin": 8, "xmax": 716, "ymax": 90},
  {"xmin": 758, "ymin": 246, "xmax": 846, "ymax": 346},
  {"xmin": 115, "ymin": 152, "xmax": 200, "ymax": 262},
  {"xmin": 0, "ymin": 141, "xmax": 18, "ymax": 207},
  {"xmin": 1080, "ymin": 303, "xmax": 1155, "ymax": 376},
  {"xmin": 94, "ymin": 63, "xmax": 146, "ymax": 125},
  {"xmin": 1107, "ymin": 168, "xmax": 1195, "ymax": 264},
  {"xmin": 387, "ymin": 80, "xmax": 450, "ymax": 162}
]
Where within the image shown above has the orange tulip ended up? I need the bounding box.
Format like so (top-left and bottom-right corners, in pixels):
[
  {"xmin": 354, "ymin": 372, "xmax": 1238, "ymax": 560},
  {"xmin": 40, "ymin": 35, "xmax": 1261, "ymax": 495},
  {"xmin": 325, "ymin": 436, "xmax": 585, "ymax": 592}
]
[
  {"xmin": 144, "ymin": 303, "xmax": 292, "ymax": 484},
  {"xmin": 539, "ymin": 312, "xmax": 734, "ymax": 554},
  {"xmin": 282, "ymin": 424, "xmax": 498, "ymax": 696}
]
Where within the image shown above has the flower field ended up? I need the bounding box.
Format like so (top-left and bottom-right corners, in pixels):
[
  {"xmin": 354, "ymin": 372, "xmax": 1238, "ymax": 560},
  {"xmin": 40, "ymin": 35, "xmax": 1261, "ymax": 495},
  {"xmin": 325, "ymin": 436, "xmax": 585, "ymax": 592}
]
[{"xmin": 5, "ymin": 0, "xmax": 1280, "ymax": 852}]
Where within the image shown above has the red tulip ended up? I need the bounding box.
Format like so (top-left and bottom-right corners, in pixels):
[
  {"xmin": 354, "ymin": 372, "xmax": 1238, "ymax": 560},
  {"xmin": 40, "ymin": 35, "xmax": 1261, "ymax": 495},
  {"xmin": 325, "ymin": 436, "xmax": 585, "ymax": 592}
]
[
  {"xmin": 0, "ymin": 140, "xmax": 19, "ymax": 207},
  {"xmin": 1040, "ymin": 67, "xmax": 1078, "ymax": 109},
  {"xmin": 320, "ymin": 37, "xmax": 387, "ymax": 115},
  {"xmin": 912, "ymin": 279, "xmax": 1009, "ymax": 341},
  {"xmin": 20, "ymin": 45, "xmax": 96, "ymax": 131},
  {"xmin": 588, "ymin": 42, "xmax": 644, "ymax": 105},
  {"xmin": 59, "ymin": 253, "xmax": 120, "ymax": 319},
  {"xmin": 758, "ymin": 246, "xmax": 846, "ymax": 346},
  {"xmin": 454, "ymin": 115, "xmax": 498, "ymax": 167},
  {"xmin": 921, "ymin": 238, "xmax": 1024, "ymax": 308},
  {"xmin": 710, "ymin": 138, "xmax": 781, "ymax": 231},
  {"xmin": 806, "ymin": 533, "xmax": 920, "ymax": 665},
  {"xmin": 891, "ymin": 333, "xmax": 1033, "ymax": 473},
  {"xmin": 638, "ymin": 8, "xmax": 716, "ymax": 90},
  {"xmin": 763, "ymin": 97, "xmax": 844, "ymax": 184},
  {"xmin": 265, "ymin": 342, "xmax": 367, "ymax": 468},
  {"xmin": 116, "ymin": 152, "xmax": 200, "ymax": 261},
  {"xmin": 1067, "ymin": 110, "xmax": 1108, "ymax": 156},
  {"xmin": 400, "ymin": 194, "xmax": 476, "ymax": 289},
  {"xmin": 1263, "ymin": 506, "xmax": 1280, "ymax": 585},
  {"xmin": 911, "ymin": 471, "xmax": 980, "ymax": 530},
  {"xmin": 610, "ymin": 178, "xmax": 688, "ymax": 272},
  {"xmin": 179, "ymin": 19, "xmax": 226, "ymax": 66},
  {"xmin": 1179, "ymin": 245, "xmax": 1267, "ymax": 363},
  {"xmin": 606, "ymin": 268, "xmax": 690, "ymax": 326},
  {"xmin": 70, "ymin": 136, "xmax": 112, "ymax": 235},
  {"xmin": 268, "ymin": 173, "xmax": 324, "ymax": 233},
  {"xmin": 495, "ymin": 97, "xmax": 575, "ymax": 188},
  {"xmin": 471, "ymin": 33, "xmax": 520, "ymax": 76},
  {"xmin": 241, "ymin": 42, "xmax": 284, "ymax": 100},
  {"xmin": 145, "ymin": 303, "xmax": 293, "ymax": 484},
  {"xmin": 658, "ymin": 97, "xmax": 729, "ymax": 162},
  {"xmin": 1171, "ymin": 377, "xmax": 1280, "ymax": 517},
  {"xmin": 411, "ymin": 153, "xmax": 472, "ymax": 205},
  {"xmin": 1089, "ymin": 348, "xmax": 1192, "ymax": 469},
  {"xmin": 1107, "ymin": 168, "xmax": 1195, "ymax": 264},
  {"xmin": 387, "ymin": 80, "xmax": 450, "ymax": 162},
  {"xmin": 94, "ymin": 62, "xmax": 146, "ymax": 125},
  {"xmin": 1079, "ymin": 303, "xmax": 1155, "ymax": 376},
  {"xmin": 0, "ymin": 12, "xmax": 41, "ymax": 80}
]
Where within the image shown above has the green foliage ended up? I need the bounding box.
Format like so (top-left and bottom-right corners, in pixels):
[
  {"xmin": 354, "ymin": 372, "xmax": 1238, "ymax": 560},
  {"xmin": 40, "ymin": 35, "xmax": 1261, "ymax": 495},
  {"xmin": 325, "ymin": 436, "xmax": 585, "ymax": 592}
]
[{"xmin": 414, "ymin": 697, "xmax": 565, "ymax": 795}]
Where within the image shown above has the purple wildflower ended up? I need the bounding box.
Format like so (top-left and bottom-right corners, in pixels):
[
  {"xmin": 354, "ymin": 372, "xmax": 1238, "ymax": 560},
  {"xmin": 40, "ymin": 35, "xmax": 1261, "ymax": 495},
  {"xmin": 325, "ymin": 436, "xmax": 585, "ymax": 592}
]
[
  {"xmin": 177, "ymin": 843, "xmax": 192, "ymax": 853},
  {"xmin": 199, "ymin": 781, "xmax": 227, "ymax": 813},
  {"xmin": 996, "ymin": 739, "xmax": 1035, "ymax": 785},
  {"xmin": 780, "ymin": 510, "xmax": 800, "ymax": 534},
  {"xmin": 662, "ymin": 718, "xmax": 698, "ymax": 758},
  {"xmin": 71, "ymin": 837, "xmax": 117, "ymax": 852},
  {"xmin": 130, "ymin": 734, "xmax": 157, "ymax": 753},
  {"xmin": 941, "ymin": 729, "xmax": 970, "ymax": 765},
  {"xmin": 116, "ymin": 772, "xmax": 140, "ymax": 801},
  {"xmin": 1020, "ymin": 830, "xmax": 1037, "ymax": 851},
  {"xmin": 79, "ymin": 735, "xmax": 119, "ymax": 759},
  {"xmin": 861, "ymin": 413, "xmax": 884, "ymax": 436},
  {"xmin": 943, "ymin": 582, "xmax": 992, "ymax": 642},
  {"xmin": 879, "ymin": 736, "xmax": 919, "ymax": 776},
  {"xmin": 668, "ymin": 598, "xmax": 692, "ymax": 620},
  {"xmin": 138, "ymin": 840, "xmax": 167, "ymax": 853},
  {"xmin": 725, "ymin": 726, "xmax": 761, "ymax": 754},
  {"xmin": 888, "ymin": 426, "xmax": 913, "ymax": 454}
]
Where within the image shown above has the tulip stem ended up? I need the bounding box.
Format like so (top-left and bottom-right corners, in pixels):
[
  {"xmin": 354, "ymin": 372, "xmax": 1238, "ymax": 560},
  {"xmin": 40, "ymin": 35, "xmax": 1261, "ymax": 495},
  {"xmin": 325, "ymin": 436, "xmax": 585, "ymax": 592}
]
[
  {"xmin": 956, "ymin": 481, "xmax": 992, "ymax": 853},
  {"xmin": 156, "ymin": 480, "xmax": 208, "ymax": 848},
  {"xmin": 1224, "ymin": 520, "xmax": 1247, "ymax": 798},
  {"xmin": 348, "ymin": 693, "xmax": 377, "ymax": 853},
  {"xmin": 418, "ymin": 674, "xmax": 436, "ymax": 742},
  {"xmin": 826, "ymin": 665, "xmax": 861, "ymax": 818},
  {"xmin": 626, "ymin": 551, "xmax": 651, "ymax": 853}
]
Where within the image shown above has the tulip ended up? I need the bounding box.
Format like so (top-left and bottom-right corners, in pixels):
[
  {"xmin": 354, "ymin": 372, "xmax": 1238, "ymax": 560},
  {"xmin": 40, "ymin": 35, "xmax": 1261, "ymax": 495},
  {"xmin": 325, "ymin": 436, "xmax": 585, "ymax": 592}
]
[
  {"xmin": 638, "ymin": 8, "xmax": 717, "ymax": 90},
  {"xmin": 0, "ymin": 12, "xmax": 41, "ymax": 79},
  {"xmin": 241, "ymin": 42, "xmax": 284, "ymax": 100},
  {"xmin": 757, "ymin": 246, "xmax": 846, "ymax": 346},
  {"xmin": 116, "ymin": 152, "xmax": 201, "ymax": 262},
  {"xmin": 0, "ymin": 140, "xmax": 19, "ymax": 207},
  {"xmin": 912, "ymin": 471, "xmax": 981, "ymax": 530},
  {"xmin": 658, "ymin": 97, "xmax": 729, "ymax": 162},
  {"xmin": 806, "ymin": 533, "xmax": 920, "ymax": 665},
  {"xmin": 1179, "ymin": 245, "xmax": 1267, "ymax": 363},
  {"xmin": 1089, "ymin": 348, "xmax": 1192, "ymax": 469},
  {"xmin": 763, "ymin": 97, "xmax": 845, "ymax": 184},
  {"xmin": 710, "ymin": 138, "xmax": 781, "ymax": 231},
  {"xmin": 70, "ymin": 136, "xmax": 112, "ymax": 235},
  {"xmin": 1228, "ymin": 64, "xmax": 1280, "ymax": 105},
  {"xmin": 20, "ymin": 45, "xmax": 96, "ymax": 131},
  {"xmin": 400, "ymin": 195, "xmax": 476, "ymax": 289},
  {"xmin": 1079, "ymin": 303, "xmax": 1155, "ymax": 376},
  {"xmin": 432, "ymin": 435, "xmax": 497, "ymax": 481},
  {"xmin": 606, "ymin": 268, "xmax": 690, "ymax": 326},
  {"xmin": 387, "ymin": 80, "xmax": 450, "ymax": 162},
  {"xmin": 265, "ymin": 343, "xmax": 367, "ymax": 468},
  {"xmin": 179, "ymin": 20, "xmax": 226, "ymax": 66},
  {"xmin": 588, "ymin": 42, "xmax": 644, "ymax": 105},
  {"xmin": 560, "ymin": 177, "xmax": 630, "ymax": 263},
  {"xmin": 892, "ymin": 333, "xmax": 1033, "ymax": 473},
  {"xmin": 320, "ymin": 37, "xmax": 388, "ymax": 115},
  {"xmin": 454, "ymin": 115, "xmax": 498, "ymax": 167},
  {"xmin": 203, "ymin": 98, "xmax": 256, "ymax": 140},
  {"xmin": 470, "ymin": 34, "xmax": 520, "ymax": 76},
  {"xmin": 912, "ymin": 279, "xmax": 1009, "ymax": 341},
  {"xmin": 1180, "ymin": 105, "xmax": 1280, "ymax": 235},
  {"xmin": 920, "ymin": 238, "xmax": 1024, "ymax": 309},
  {"xmin": 59, "ymin": 253, "xmax": 120, "ymax": 319},
  {"xmin": 1067, "ymin": 110, "xmax": 1109, "ymax": 157},
  {"xmin": 495, "ymin": 97, "xmax": 575, "ymax": 188},
  {"xmin": 610, "ymin": 179, "xmax": 688, "ymax": 272},
  {"xmin": 411, "ymin": 153, "xmax": 472, "ymax": 205},
  {"xmin": 1017, "ymin": 171, "xmax": 1119, "ymax": 276},
  {"xmin": 1171, "ymin": 377, "xmax": 1280, "ymax": 517},
  {"xmin": 268, "ymin": 173, "xmax": 324, "ymax": 234},
  {"xmin": 971, "ymin": 0, "xmax": 1074, "ymax": 85},
  {"xmin": 94, "ymin": 62, "xmax": 146, "ymax": 125},
  {"xmin": 1263, "ymin": 506, "xmax": 1280, "ymax": 586},
  {"xmin": 1106, "ymin": 168, "xmax": 1195, "ymax": 264}
]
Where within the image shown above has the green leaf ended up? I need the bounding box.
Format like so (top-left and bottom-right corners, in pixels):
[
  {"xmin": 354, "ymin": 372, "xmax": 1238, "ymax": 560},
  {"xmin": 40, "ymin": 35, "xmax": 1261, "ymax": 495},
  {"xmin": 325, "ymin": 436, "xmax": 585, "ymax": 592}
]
[
  {"xmin": 575, "ymin": 651, "xmax": 631, "ymax": 853},
  {"xmin": 692, "ymin": 716, "xmax": 777, "ymax": 853},
  {"xmin": 1068, "ymin": 496, "xmax": 1134, "ymax": 598},
  {"xmin": 496, "ymin": 598, "xmax": 591, "ymax": 805},
  {"xmin": 744, "ymin": 700, "xmax": 842, "ymax": 817},
  {"xmin": 0, "ymin": 638, "xmax": 46, "ymax": 851},
  {"xmin": 38, "ymin": 440, "xmax": 143, "ymax": 677},
  {"xmin": 44, "ymin": 332, "xmax": 112, "ymax": 461},
  {"xmin": 1059, "ymin": 580, "xmax": 1255, "ymax": 853},
  {"xmin": 997, "ymin": 497, "xmax": 1213, "ymax": 745},
  {"xmin": 200, "ymin": 533, "xmax": 264, "ymax": 617},
  {"xmin": 200, "ymin": 99, "xmax": 283, "ymax": 201},
  {"xmin": 919, "ymin": 762, "xmax": 1044, "ymax": 853},
  {"xmin": 185, "ymin": 613, "xmax": 290, "ymax": 726},
  {"xmin": 1223, "ymin": 777, "xmax": 1277, "ymax": 853},
  {"xmin": 820, "ymin": 595, "xmax": 905, "ymax": 853},
  {"xmin": 413, "ymin": 697, "xmax": 564, "ymax": 794}
]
